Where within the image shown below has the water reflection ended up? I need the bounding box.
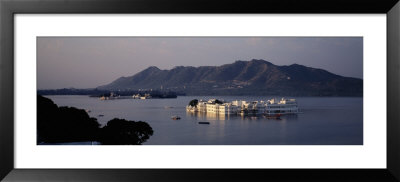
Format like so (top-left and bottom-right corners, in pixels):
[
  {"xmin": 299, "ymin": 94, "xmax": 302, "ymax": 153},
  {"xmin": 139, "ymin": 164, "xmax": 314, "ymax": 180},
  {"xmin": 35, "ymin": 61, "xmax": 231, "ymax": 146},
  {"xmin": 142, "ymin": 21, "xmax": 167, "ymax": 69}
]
[
  {"xmin": 186, "ymin": 112, "xmax": 227, "ymax": 120},
  {"xmin": 186, "ymin": 111, "xmax": 298, "ymax": 122}
]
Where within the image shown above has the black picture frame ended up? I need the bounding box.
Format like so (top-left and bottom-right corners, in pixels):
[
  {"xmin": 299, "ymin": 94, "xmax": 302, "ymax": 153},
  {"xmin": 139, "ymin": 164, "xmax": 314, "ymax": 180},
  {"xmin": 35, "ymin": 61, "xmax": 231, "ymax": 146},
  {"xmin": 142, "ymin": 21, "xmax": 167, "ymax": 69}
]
[{"xmin": 1, "ymin": 0, "xmax": 399, "ymax": 181}]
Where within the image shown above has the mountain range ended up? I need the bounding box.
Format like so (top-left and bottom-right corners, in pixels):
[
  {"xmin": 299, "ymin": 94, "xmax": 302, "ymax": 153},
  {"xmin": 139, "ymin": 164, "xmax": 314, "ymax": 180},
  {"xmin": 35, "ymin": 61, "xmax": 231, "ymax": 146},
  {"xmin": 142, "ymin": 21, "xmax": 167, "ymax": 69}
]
[{"xmin": 97, "ymin": 59, "xmax": 363, "ymax": 96}]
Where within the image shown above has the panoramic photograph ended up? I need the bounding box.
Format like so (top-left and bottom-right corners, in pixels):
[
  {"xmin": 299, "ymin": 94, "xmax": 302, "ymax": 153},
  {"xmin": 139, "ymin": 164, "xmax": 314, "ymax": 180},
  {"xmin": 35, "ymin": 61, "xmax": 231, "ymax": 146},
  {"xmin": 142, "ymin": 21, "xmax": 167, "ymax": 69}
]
[{"xmin": 37, "ymin": 37, "xmax": 363, "ymax": 145}]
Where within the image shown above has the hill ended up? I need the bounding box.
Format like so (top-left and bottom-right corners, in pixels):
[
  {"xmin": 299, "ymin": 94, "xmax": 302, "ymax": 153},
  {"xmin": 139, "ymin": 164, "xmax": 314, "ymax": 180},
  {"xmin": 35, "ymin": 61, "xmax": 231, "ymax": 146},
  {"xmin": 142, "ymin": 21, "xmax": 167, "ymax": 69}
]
[{"xmin": 97, "ymin": 59, "xmax": 363, "ymax": 96}]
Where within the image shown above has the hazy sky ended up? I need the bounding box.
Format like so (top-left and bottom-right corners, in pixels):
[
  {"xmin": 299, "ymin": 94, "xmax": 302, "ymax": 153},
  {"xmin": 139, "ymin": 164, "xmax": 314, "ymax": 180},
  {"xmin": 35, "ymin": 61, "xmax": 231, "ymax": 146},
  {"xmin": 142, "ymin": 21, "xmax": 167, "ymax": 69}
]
[{"xmin": 37, "ymin": 37, "xmax": 363, "ymax": 89}]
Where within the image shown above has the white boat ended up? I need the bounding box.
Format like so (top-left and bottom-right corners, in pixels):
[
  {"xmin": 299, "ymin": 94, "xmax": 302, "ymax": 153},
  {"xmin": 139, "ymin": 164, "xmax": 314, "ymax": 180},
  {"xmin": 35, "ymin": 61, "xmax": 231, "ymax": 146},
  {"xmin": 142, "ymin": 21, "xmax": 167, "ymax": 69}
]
[
  {"xmin": 140, "ymin": 94, "xmax": 152, "ymax": 100},
  {"xmin": 100, "ymin": 92, "xmax": 120, "ymax": 100}
]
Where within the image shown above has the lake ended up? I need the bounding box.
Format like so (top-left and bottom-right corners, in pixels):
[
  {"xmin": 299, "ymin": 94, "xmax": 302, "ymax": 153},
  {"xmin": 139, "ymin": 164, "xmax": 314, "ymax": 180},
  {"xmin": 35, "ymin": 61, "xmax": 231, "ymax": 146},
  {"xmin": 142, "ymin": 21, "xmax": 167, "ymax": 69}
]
[{"xmin": 46, "ymin": 95, "xmax": 363, "ymax": 145}]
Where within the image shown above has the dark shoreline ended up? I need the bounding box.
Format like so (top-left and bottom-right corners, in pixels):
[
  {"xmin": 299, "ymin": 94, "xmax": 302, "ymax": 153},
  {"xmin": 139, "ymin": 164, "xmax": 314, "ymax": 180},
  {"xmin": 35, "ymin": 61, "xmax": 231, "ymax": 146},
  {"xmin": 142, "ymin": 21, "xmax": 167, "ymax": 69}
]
[
  {"xmin": 37, "ymin": 88, "xmax": 362, "ymax": 97},
  {"xmin": 37, "ymin": 88, "xmax": 181, "ymax": 98}
]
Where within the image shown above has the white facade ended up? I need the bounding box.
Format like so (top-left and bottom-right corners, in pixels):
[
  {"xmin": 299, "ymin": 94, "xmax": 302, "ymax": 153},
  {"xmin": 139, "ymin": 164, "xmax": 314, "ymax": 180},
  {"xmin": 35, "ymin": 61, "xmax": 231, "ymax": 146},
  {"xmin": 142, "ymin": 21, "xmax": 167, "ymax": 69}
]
[
  {"xmin": 187, "ymin": 98, "xmax": 300, "ymax": 116},
  {"xmin": 186, "ymin": 99, "xmax": 239, "ymax": 114},
  {"xmin": 265, "ymin": 98, "xmax": 299, "ymax": 115}
]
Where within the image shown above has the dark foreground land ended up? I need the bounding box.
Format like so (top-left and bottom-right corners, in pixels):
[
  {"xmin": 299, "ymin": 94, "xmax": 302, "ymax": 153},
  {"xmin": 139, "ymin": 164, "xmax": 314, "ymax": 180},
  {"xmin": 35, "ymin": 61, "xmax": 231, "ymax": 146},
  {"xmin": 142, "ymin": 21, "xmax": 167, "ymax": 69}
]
[{"xmin": 37, "ymin": 95, "xmax": 154, "ymax": 145}]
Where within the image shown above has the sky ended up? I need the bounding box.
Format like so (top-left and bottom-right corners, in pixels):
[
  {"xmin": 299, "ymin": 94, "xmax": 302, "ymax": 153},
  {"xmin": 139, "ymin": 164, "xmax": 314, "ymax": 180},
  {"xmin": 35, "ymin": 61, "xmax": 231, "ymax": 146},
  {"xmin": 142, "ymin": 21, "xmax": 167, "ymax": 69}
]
[{"xmin": 37, "ymin": 37, "xmax": 363, "ymax": 89}]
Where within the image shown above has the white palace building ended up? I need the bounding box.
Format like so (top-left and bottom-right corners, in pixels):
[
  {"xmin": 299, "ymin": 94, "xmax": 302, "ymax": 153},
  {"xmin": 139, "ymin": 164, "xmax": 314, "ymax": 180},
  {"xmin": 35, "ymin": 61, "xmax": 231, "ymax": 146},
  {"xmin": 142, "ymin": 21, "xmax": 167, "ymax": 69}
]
[{"xmin": 186, "ymin": 98, "xmax": 300, "ymax": 116}]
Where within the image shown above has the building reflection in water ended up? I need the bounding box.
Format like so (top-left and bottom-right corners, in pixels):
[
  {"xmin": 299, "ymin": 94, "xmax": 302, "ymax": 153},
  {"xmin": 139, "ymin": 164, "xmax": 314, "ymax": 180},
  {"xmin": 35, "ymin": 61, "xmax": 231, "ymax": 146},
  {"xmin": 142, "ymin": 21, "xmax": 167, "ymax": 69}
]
[
  {"xmin": 186, "ymin": 111, "xmax": 298, "ymax": 122},
  {"xmin": 186, "ymin": 111, "xmax": 228, "ymax": 121}
]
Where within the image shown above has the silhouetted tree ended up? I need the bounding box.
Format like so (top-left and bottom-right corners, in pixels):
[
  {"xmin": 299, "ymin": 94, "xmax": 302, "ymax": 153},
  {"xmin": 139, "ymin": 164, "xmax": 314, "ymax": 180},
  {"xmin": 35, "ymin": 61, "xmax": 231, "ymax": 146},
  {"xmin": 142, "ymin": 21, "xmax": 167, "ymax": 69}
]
[
  {"xmin": 188, "ymin": 99, "xmax": 198, "ymax": 107},
  {"xmin": 215, "ymin": 99, "xmax": 223, "ymax": 104},
  {"xmin": 38, "ymin": 95, "xmax": 154, "ymax": 145},
  {"xmin": 37, "ymin": 95, "xmax": 100, "ymax": 143},
  {"xmin": 99, "ymin": 118, "xmax": 154, "ymax": 145}
]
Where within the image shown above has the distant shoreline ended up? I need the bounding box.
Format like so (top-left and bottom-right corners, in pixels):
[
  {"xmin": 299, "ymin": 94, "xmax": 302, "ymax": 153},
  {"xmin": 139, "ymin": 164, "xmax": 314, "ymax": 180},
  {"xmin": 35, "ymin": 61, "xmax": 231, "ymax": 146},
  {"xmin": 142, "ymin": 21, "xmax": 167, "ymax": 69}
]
[
  {"xmin": 37, "ymin": 88, "xmax": 181, "ymax": 99},
  {"xmin": 39, "ymin": 91, "xmax": 363, "ymax": 98}
]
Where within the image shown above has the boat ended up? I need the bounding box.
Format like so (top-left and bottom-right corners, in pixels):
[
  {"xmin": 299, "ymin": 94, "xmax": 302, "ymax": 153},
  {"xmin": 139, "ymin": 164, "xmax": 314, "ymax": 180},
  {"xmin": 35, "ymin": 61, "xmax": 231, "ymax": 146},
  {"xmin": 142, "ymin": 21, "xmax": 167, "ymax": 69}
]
[
  {"xmin": 140, "ymin": 93, "xmax": 152, "ymax": 100},
  {"xmin": 100, "ymin": 92, "xmax": 120, "ymax": 100},
  {"xmin": 98, "ymin": 114, "xmax": 104, "ymax": 117},
  {"xmin": 264, "ymin": 113, "xmax": 281, "ymax": 119},
  {"xmin": 198, "ymin": 121, "xmax": 210, "ymax": 124},
  {"xmin": 171, "ymin": 116, "xmax": 181, "ymax": 120}
]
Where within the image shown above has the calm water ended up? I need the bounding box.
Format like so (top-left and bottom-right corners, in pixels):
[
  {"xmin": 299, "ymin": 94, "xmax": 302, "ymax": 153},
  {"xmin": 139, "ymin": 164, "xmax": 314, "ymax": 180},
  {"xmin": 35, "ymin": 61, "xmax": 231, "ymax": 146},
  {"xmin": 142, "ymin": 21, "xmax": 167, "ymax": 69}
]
[{"xmin": 46, "ymin": 95, "xmax": 363, "ymax": 145}]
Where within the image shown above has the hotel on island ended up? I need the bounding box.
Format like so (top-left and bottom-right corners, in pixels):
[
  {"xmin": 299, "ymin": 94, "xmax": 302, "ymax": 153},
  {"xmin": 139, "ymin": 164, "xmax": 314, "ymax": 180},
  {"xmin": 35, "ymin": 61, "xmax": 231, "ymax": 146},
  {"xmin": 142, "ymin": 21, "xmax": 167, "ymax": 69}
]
[{"xmin": 186, "ymin": 98, "xmax": 299, "ymax": 116}]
